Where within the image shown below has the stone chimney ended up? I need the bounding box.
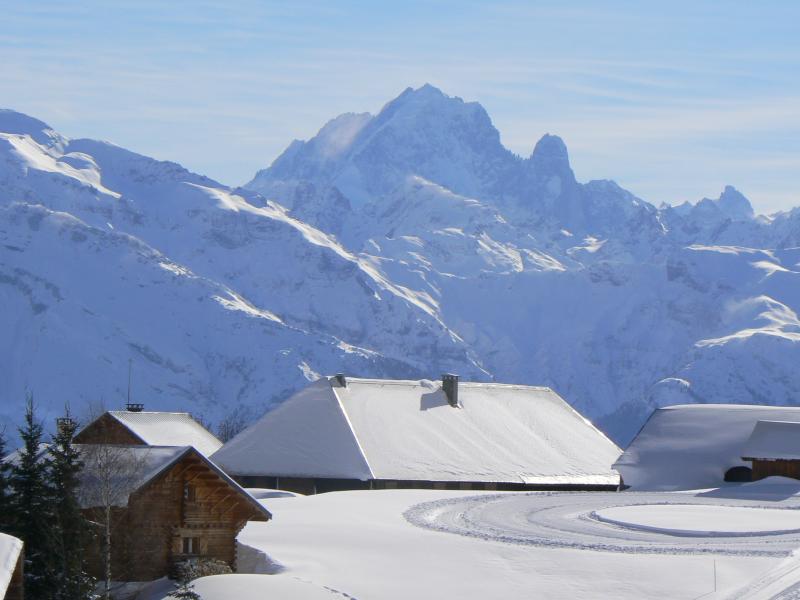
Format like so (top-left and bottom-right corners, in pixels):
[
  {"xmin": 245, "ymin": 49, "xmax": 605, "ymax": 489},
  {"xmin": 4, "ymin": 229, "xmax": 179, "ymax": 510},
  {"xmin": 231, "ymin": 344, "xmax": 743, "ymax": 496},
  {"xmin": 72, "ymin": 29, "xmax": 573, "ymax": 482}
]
[
  {"xmin": 56, "ymin": 417, "xmax": 75, "ymax": 435},
  {"xmin": 442, "ymin": 374, "xmax": 459, "ymax": 407},
  {"xmin": 333, "ymin": 373, "xmax": 347, "ymax": 388}
]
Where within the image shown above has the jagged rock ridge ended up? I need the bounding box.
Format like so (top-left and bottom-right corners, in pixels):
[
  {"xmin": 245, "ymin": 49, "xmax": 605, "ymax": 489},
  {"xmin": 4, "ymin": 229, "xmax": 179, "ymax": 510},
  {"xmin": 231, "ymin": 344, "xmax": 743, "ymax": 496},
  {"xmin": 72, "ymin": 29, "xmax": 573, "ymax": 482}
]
[{"xmin": 2, "ymin": 86, "xmax": 800, "ymax": 444}]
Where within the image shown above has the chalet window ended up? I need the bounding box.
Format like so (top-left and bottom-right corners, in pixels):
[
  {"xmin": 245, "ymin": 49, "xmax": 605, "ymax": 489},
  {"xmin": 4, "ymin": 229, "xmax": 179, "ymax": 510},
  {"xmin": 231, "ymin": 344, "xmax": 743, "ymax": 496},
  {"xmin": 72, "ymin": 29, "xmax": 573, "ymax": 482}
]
[
  {"xmin": 183, "ymin": 483, "xmax": 196, "ymax": 502},
  {"xmin": 182, "ymin": 536, "xmax": 199, "ymax": 555}
]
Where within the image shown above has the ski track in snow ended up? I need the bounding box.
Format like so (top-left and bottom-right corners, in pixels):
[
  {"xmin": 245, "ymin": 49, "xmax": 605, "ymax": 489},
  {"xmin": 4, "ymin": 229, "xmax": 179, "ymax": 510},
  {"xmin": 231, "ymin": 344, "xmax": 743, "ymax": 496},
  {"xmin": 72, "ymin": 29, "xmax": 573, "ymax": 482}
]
[{"xmin": 404, "ymin": 492, "xmax": 800, "ymax": 557}]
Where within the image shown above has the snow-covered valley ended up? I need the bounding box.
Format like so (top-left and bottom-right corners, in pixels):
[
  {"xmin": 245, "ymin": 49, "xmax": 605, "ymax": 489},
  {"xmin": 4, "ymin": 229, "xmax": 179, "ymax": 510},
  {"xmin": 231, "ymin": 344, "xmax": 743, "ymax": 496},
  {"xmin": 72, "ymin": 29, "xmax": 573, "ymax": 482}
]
[{"xmin": 1, "ymin": 85, "xmax": 800, "ymax": 443}]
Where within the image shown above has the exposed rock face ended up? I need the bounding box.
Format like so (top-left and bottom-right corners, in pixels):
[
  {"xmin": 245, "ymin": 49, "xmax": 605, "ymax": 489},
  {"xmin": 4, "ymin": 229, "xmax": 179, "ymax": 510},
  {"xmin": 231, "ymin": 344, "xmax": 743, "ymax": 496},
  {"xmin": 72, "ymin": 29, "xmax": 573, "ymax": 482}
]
[
  {"xmin": 3, "ymin": 86, "xmax": 799, "ymax": 444},
  {"xmin": 245, "ymin": 86, "xmax": 800, "ymax": 444}
]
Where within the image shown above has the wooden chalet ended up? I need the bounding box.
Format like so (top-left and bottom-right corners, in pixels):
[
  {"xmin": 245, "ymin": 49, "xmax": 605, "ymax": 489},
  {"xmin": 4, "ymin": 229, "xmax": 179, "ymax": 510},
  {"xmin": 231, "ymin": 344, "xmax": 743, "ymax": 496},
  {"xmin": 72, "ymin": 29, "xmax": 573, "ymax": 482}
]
[
  {"xmin": 77, "ymin": 445, "xmax": 271, "ymax": 582},
  {"xmin": 613, "ymin": 404, "xmax": 800, "ymax": 491},
  {"xmin": 742, "ymin": 420, "xmax": 800, "ymax": 481},
  {"xmin": 75, "ymin": 405, "xmax": 222, "ymax": 456},
  {"xmin": 0, "ymin": 533, "xmax": 23, "ymax": 600},
  {"xmin": 212, "ymin": 374, "xmax": 622, "ymax": 494}
]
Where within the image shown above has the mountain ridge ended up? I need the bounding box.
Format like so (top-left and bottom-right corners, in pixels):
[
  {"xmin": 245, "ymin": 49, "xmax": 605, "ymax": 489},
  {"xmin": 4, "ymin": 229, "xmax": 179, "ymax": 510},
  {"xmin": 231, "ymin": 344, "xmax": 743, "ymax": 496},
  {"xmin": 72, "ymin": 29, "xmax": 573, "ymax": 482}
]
[
  {"xmin": 2, "ymin": 87, "xmax": 799, "ymax": 445},
  {"xmin": 244, "ymin": 85, "xmax": 800, "ymax": 443}
]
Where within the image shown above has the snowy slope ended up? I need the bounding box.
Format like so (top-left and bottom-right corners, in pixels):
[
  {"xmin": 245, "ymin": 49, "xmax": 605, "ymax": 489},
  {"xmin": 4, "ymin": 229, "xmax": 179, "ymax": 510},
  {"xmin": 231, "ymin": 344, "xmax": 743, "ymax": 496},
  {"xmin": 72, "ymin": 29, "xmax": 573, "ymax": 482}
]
[
  {"xmin": 246, "ymin": 85, "xmax": 800, "ymax": 444},
  {"xmin": 0, "ymin": 110, "xmax": 481, "ymax": 436},
  {"xmin": 3, "ymin": 85, "xmax": 800, "ymax": 444}
]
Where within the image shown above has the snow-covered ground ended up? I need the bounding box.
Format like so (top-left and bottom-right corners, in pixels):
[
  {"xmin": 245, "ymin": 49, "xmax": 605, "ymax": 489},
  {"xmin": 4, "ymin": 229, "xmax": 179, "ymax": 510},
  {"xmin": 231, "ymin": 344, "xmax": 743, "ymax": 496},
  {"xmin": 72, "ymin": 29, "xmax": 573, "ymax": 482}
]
[
  {"xmin": 169, "ymin": 485, "xmax": 800, "ymax": 599},
  {"xmin": 407, "ymin": 491, "xmax": 800, "ymax": 556}
]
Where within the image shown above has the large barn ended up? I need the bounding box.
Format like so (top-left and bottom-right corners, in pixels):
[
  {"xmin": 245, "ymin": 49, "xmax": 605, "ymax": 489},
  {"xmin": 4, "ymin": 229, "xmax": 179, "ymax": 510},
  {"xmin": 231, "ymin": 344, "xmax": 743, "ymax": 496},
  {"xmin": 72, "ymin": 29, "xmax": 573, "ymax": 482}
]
[
  {"xmin": 614, "ymin": 404, "xmax": 800, "ymax": 490},
  {"xmin": 77, "ymin": 444, "xmax": 271, "ymax": 582},
  {"xmin": 742, "ymin": 420, "xmax": 800, "ymax": 481},
  {"xmin": 75, "ymin": 407, "xmax": 222, "ymax": 456},
  {"xmin": 211, "ymin": 375, "xmax": 622, "ymax": 494}
]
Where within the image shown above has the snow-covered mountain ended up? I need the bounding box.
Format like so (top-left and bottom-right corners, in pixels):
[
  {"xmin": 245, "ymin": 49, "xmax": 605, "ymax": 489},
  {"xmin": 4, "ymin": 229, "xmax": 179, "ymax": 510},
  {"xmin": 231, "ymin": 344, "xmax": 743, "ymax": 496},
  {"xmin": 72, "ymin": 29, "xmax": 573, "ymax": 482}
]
[
  {"xmin": 2, "ymin": 86, "xmax": 799, "ymax": 445},
  {"xmin": 0, "ymin": 107, "xmax": 482, "ymax": 438},
  {"xmin": 246, "ymin": 85, "xmax": 800, "ymax": 444}
]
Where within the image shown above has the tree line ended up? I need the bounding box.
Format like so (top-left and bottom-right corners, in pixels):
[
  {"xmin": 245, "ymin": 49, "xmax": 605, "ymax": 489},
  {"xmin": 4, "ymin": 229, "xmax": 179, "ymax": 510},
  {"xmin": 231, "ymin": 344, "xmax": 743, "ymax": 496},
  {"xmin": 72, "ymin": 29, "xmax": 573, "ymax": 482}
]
[{"xmin": 0, "ymin": 398, "xmax": 95, "ymax": 600}]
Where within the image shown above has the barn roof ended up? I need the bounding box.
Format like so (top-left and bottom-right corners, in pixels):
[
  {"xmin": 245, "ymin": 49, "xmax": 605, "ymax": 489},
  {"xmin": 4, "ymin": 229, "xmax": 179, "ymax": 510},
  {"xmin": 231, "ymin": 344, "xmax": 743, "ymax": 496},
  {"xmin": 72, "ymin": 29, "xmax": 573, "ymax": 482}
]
[
  {"xmin": 0, "ymin": 533, "xmax": 22, "ymax": 598},
  {"xmin": 742, "ymin": 420, "xmax": 800, "ymax": 461},
  {"xmin": 614, "ymin": 404, "xmax": 800, "ymax": 491},
  {"xmin": 211, "ymin": 376, "xmax": 621, "ymax": 485},
  {"xmin": 101, "ymin": 411, "xmax": 222, "ymax": 456},
  {"xmin": 76, "ymin": 444, "xmax": 271, "ymax": 520}
]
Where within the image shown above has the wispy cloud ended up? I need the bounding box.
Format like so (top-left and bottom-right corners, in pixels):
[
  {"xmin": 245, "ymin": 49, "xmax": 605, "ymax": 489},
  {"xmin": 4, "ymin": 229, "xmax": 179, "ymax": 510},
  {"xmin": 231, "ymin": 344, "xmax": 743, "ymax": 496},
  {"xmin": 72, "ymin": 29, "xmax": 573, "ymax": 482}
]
[{"xmin": 1, "ymin": 0, "xmax": 798, "ymax": 211}]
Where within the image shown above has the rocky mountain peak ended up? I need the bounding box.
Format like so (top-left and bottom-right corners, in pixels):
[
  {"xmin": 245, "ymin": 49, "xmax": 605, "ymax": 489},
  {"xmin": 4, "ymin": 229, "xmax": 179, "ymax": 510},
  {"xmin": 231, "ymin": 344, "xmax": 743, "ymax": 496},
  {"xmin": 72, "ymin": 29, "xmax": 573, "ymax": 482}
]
[
  {"xmin": 717, "ymin": 185, "xmax": 755, "ymax": 220},
  {"xmin": 528, "ymin": 134, "xmax": 573, "ymax": 178}
]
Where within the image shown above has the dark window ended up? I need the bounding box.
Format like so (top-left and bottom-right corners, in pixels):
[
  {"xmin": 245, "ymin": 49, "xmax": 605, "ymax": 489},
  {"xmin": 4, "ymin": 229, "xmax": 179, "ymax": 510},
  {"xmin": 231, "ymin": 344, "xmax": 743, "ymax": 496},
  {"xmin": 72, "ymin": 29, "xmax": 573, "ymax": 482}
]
[
  {"xmin": 184, "ymin": 483, "xmax": 196, "ymax": 502},
  {"xmin": 724, "ymin": 466, "xmax": 752, "ymax": 482},
  {"xmin": 182, "ymin": 537, "xmax": 198, "ymax": 554}
]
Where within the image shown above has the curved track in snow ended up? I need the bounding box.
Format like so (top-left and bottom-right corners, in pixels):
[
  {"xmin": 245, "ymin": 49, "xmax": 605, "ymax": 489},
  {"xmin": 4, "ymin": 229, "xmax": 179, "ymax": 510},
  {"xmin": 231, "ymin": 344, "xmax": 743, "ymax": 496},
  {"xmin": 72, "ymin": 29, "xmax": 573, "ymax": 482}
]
[{"xmin": 404, "ymin": 492, "xmax": 800, "ymax": 557}]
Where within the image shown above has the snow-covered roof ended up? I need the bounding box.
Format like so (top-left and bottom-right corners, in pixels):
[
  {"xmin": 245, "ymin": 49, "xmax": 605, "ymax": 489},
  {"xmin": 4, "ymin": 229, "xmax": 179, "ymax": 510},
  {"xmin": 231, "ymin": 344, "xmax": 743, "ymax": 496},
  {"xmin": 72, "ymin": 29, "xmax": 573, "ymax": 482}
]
[
  {"xmin": 104, "ymin": 411, "xmax": 222, "ymax": 456},
  {"xmin": 742, "ymin": 421, "xmax": 800, "ymax": 460},
  {"xmin": 76, "ymin": 445, "xmax": 270, "ymax": 519},
  {"xmin": 613, "ymin": 404, "xmax": 800, "ymax": 491},
  {"xmin": 77, "ymin": 445, "xmax": 187, "ymax": 508},
  {"xmin": 2, "ymin": 442, "xmax": 50, "ymax": 467},
  {"xmin": 212, "ymin": 377, "xmax": 621, "ymax": 485},
  {"xmin": 0, "ymin": 533, "xmax": 22, "ymax": 598}
]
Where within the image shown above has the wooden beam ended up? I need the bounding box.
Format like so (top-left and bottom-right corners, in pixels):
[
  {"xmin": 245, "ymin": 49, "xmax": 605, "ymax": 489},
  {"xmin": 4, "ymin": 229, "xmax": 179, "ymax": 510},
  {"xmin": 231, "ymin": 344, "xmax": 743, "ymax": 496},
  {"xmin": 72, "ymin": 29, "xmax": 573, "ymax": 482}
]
[
  {"xmin": 167, "ymin": 463, "xmax": 192, "ymax": 481},
  {"xmin": 170, "ymin": 460, "xmax": 204, "ymax": 479},
  {"xmin": 210, "ymin": 493, "xmax": 235, "ymax": 512},
  {"xmin": 220, "ymin": 498, "xmax": 245, "ymax": 518},
  {"xmin": 193, "ymin": 474, "xmax": 222, "ymax": 482},
  {"xmin": 183, "ymin": 468, "xmax": 213, "ymax": 485},
  {"xmin": 197, "ymin": 485, "xmax": 231, "ymax": 504}
]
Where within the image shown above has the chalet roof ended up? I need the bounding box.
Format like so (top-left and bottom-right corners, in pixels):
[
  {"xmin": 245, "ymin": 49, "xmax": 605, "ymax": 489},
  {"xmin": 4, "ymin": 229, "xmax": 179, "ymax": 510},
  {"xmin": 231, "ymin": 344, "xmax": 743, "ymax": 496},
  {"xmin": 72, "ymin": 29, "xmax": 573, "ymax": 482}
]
[
  {"xmin": 2, "ymin": 442, "xmax": 49, "ymax": 467},
  {"xmin": 211, "ymin": 376, "xmax": 621, "ymax": 485},
  {"xmin": 0, "ymin": 533, "xmax": 22, "ymax": 597},
  {"xmin": 614, "ymin": 404, "xmax": 800, "ymax": 491},
  {"xmin": 742, "ymin": 420, "xmax": 800, "ymax": 461},
  {"xmin": 102, "ymin": 411, "xmax": 222, "ymax": 456},
  {"xmin": 76, "ymin": 444, "xmax": 271, "ymax": 520}
]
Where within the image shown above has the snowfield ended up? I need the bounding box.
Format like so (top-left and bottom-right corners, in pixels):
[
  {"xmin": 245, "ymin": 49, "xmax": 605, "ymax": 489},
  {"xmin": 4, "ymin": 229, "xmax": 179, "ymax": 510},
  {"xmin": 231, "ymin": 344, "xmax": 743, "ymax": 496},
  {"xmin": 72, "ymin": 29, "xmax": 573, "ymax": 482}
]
[
  {"xmin": 594, "ymin": 504, "xmax": 800, "ymax": 537},
  {"xmin": 175, "ymin": 485, "xmax": 800, "ymax": 600},
  {"xmin": 406, "ymin": 492, "xmax": 800, "ymax": 555},
  {"xmin": 405, "ymin": 492, "xmax": 800, "ymax": 556}
]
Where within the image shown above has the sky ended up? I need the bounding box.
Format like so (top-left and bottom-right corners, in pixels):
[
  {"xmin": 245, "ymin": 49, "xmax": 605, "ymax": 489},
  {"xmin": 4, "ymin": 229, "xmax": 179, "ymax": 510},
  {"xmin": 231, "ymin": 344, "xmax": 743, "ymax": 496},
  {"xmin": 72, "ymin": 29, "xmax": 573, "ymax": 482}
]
[{"xmin": 1, "ymin": 1, "xmax": 798, "ymax": 213}]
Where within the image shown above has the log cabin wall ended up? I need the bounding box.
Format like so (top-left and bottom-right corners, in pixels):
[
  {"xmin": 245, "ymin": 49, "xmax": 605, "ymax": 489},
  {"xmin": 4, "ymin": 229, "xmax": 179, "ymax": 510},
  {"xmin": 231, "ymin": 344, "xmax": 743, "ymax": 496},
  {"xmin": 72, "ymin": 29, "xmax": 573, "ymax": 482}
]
[
  {"xmin": 82, "ymin": 450, "xmax": 268, "ymax": 582},
  {"xmin": 752, "ymin": 459, "xmax": 800, "ymax": 481},
  {"xmin": 74, "ymin": 414, "xmax": 143, "ymax": 445}
]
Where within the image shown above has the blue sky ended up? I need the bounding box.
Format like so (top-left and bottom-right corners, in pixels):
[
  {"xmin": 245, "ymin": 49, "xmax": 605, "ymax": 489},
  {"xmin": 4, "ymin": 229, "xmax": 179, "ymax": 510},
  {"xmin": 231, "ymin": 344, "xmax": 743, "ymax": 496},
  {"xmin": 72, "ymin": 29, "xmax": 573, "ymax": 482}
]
[{"xmin": 2, "ymin": 1, "xmax": 798, "ymax": 212}]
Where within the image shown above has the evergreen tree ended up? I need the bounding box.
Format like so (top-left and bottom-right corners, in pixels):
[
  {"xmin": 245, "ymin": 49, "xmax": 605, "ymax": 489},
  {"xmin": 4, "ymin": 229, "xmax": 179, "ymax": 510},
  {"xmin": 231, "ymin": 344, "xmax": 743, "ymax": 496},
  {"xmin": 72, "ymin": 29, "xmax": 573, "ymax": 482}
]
[
  {"xmin": 9, "ymin": 396, "xmax": 58, "ymax": 600},
  {"xmin": 0, "ymin": 430, "xmax": 12, "ymax": 532},
  {"xmin": 49, "ymin": 410, "xmax": 97, "ymax": 600}
]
